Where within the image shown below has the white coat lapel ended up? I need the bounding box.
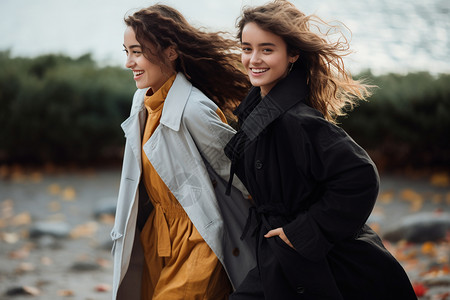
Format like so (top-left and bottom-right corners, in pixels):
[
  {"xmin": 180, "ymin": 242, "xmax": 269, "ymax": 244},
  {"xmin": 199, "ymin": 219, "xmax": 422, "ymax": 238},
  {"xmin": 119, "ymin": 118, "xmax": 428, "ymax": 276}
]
[
  {"xmin": 160, "ymin": 73, "xmax": 192, "ymax": 131},
  {"xmin": 121, "ymin": 88, "xmax": 147, "ymax": 169}
]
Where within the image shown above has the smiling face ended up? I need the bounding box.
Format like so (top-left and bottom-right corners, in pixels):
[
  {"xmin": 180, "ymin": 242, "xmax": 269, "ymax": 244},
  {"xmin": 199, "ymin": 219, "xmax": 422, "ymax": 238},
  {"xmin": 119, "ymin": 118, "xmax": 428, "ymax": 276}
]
[
  {"xmin": 241, "ymin": 22, "xmax": 298, "ymax": 97},
  {"xmin": 123, "ymin": 26, "xmax": 175, "ymax": 91}
]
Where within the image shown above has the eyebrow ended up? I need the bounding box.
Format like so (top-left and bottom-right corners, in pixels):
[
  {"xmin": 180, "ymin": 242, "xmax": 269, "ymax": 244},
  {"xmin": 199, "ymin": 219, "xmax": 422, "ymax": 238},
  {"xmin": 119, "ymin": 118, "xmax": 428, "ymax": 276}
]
[
  {"xmin": 241, "ymin": 42, "xmax": 277, "ymax": 47},
  {"xmin": 123, "ymin": 44, "xmax": 142, "ymax": 49}
]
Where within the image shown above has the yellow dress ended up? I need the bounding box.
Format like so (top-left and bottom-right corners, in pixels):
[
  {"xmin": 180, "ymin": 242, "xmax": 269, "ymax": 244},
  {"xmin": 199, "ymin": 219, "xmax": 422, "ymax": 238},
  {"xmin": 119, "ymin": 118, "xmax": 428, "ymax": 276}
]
[{"xmin": 140, "ymin": 75, "xmax": 232, "ymax": 300}]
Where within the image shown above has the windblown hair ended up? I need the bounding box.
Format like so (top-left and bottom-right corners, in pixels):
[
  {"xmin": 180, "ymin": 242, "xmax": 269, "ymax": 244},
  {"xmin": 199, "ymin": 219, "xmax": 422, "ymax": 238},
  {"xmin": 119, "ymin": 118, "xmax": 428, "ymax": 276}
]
[
  {"xmin": 125, "ymin": 4, "xmax": 250, "ymax": 112},
  {"xmin": 237, "ymin": 0, "xmax": 373, "ymax": 122}
]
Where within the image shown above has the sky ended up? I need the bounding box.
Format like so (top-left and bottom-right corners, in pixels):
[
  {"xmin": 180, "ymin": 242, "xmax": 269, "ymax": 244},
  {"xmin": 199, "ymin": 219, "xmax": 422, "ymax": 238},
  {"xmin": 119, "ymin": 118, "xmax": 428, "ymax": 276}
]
[
  {"xmin": 0, "ymin": 0, "xmax": 285, "ymax": 64},
  {"xmin": 1, "ymin": 0, "xmax": 449, "ymax": 74}
]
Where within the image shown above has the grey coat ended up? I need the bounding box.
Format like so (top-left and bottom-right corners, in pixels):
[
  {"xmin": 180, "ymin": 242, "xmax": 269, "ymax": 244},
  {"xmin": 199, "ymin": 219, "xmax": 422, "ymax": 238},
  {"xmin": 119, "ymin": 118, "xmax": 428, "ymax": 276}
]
[{"xmin": 111, "ymin": 73, "xmax": 255, "ymax": 299}]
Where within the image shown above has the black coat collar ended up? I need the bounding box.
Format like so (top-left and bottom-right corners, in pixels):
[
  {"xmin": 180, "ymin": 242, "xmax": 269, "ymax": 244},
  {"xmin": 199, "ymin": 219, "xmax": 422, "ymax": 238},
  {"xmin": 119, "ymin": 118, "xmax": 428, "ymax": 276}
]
[
  {"xmin": 224, "ymin": 64, "xmax": 309, "ymax": 195},
  {"xmin": 235, "ymin": 65, "xmax": 309, "ymax": 141}
]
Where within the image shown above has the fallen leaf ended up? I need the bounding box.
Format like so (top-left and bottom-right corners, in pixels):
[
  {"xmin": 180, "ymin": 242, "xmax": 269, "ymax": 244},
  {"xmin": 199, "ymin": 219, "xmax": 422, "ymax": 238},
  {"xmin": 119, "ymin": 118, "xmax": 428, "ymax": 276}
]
[
  {"xmin": 12, "ymin": 212, "xmax": 32, "ymax": 226},
  {"xmin": 379, "ymin": 191, "xmax": 394, "ymax": 204},
  {"xmin": 95, "ymin": 284, "xmax": 111, "ymax": 292},
  {"xmin": 400, "ymin": 189, "xmax": 423, "ymax": 212},
  {"xmin": 6, "ymin": 286, "xmax": 41, "ymax": 296},
  {"xmin": 423, "ymin": 269, "xmax": 446, "ymax": 279},
  {"xmin": 96, "ymin": 258, "xmax": 110, "ymax": 268},
  {"xmin": 41, "ymin": 256, "xmax": 53, "ymax": 265},
  {"xmin": 48, "ymin": 184, "xmax": 61, "ymax": 195},
  {"xmin": 58, "ymin": 289, "xmax": 75, "ymax": 296},
  {"xmin": 15, "ymin": 262, "xmax": 35, "ymax": 274},
  {"xmin": 70, "ymin": 221, "xmax": 98, "ymax": 239},
  {"xmin": 430, "ymin": 173, "xmax": 449, "ymax": 187},
  {"xmin": 1, "ymin": 199, "xmax": 14, "ymax": 219},
  {"xmin": 99, "ymin": 214, "xmax": 115, "ymax": 224},
  {"xmin": 22, "ymin": 286, "xmax": 41, "ymax": 296},
  {"xmin": 9, "ymin": 244, "xmax": 32, "ymax": 259},
  {"xmin": 62, "ymin": 187, "xmax": 76, "ymax": 201},
  {"xmin": 2, "ymin": 232, "xmax": 20, "ymax": 244},
  {"xmin": 411, "ymin": 199, "xmax": 423, "ymax": 212},
  {"xmin": 400, "ymin": 189, "xmax": 422, "ymax": 202},
  {"xmin": 421, "ymin": 242, "xmax": 436, "ymax": 256},
  {"xmin": 412, "ymin": 282, "xmax": 427, "ymax": 297},
  {"xmin": 443, "ymin": 265, "xmax": 449, "ymax": 274},
  {"xmin": 430, "ymin": 292, "xmax": 450, "ymax": 300}
]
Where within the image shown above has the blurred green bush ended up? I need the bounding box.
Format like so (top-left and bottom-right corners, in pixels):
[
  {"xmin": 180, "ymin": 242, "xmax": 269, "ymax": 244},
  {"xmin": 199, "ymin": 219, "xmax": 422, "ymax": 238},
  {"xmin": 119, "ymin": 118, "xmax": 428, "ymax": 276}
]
[
  {"xmin": 340, "ymin": 71, "xmax": 450, "ymax": 171},
  {"xmin": 0, "ymin": 51, "xmax": 135, "ymax": 165},
  {"xmin": 0, "ymin": 52, "xmax": 449, "ymax": 171}
]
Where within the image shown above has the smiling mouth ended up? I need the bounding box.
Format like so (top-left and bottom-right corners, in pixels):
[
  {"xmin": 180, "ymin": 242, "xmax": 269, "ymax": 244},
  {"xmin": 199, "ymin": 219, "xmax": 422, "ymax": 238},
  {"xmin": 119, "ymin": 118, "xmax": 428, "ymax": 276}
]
[
  {"xmin": 251, "ymin": 68, "xmax": 269, "ymax": 74},
  {"xmin": 133, "ymin": 70, "xmax": 144, "ymax": 77}
]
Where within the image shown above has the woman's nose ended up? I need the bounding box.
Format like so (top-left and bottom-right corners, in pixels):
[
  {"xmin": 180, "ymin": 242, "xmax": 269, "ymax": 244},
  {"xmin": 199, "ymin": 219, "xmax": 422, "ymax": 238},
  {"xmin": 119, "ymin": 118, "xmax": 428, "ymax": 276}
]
[
  {"xmin": 250, "ymin": 52, "xmax": 261, "ymax": 64},
  {"xmin": 125, "ymin": 56, "xmax": 135, "ymax": 69}
]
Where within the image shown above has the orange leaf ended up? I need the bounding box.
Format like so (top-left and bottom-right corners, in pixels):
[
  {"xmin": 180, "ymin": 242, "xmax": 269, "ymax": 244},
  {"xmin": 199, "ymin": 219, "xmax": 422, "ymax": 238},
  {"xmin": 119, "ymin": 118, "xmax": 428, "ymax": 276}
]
[
  {"xmin": 58, "ymin": 290, "xmax": 75, "ymax": 296},
  {"xmin": 95, "ymin": 284, "xmax": 111, "ymax": 292},
  {"xmin": 12, "ymin": 212, "xmax": 32, "ymax": 226},
  {"xmin": 430, "ymin": 172, "xmax": 449, "ymax": 187},
  {"xmin": 62, "ymin": 187, "xmax": 76, "ymax": 201},
  {"xmin": 379, "ymin": 191, "xmax": 394, "ymax": 203},
  {"xmin": 421, "ymin": 242, "xmax": 436, "ymax": 256}
]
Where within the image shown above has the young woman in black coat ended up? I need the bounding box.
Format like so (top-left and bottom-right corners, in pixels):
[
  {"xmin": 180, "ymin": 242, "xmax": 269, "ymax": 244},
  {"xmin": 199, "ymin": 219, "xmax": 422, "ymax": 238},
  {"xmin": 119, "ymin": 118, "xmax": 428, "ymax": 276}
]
[{"xmin": 224, "ymin": 1, "xmax": 417, "ymax": 299}]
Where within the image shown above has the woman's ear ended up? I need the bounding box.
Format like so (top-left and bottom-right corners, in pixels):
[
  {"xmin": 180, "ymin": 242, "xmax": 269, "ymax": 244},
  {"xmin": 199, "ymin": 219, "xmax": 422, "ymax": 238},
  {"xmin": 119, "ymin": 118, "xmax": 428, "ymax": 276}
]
[
  {"xmin": 165, "ymin": 46, "xmax": 178, "ymax": 62},
  {"xmin": 290, "ymin": 54, "xmax": 299, "ymax": 64}
]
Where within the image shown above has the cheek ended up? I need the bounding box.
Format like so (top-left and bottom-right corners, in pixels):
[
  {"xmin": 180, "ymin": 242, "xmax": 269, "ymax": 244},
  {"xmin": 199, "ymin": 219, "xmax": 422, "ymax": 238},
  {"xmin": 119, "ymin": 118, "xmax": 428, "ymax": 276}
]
[
  {"xmin": 138, "ymin": 57, "xmax": 155, "ymax": 72},
  {"xmin": 241, "ymin": 54, "xmax": 250, "ymax": 67}
]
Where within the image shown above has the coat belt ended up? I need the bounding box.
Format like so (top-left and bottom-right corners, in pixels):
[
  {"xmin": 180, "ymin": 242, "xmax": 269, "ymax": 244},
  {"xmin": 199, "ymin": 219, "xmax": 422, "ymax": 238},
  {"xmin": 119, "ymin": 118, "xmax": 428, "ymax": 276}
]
[{"xmin": 241, "ymin": 203, "xmax": 290, "ymax": 241}]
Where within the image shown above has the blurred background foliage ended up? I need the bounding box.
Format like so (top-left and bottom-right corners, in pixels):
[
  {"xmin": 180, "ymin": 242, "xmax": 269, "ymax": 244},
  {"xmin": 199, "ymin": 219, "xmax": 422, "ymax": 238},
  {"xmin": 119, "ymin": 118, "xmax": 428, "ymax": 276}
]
[
  {"xmin": 340, "ymin": 71, "xmax": 450, "ymax": 171},
  {"xmin": 0, "ymin": 51, "xmax": 135, "ymax": 166},
  {"xmin": 0, "ymin": 51, "xmax": 449, "ymax": 171}
]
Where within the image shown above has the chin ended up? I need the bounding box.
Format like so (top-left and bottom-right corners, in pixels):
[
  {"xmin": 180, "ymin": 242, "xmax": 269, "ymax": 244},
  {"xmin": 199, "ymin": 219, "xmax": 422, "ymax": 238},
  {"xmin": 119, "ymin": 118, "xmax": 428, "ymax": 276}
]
[
  {"xmin": 136, "ymin": 83, "xmax": 148, "ymax": 89},
  {"xmin": 249, "ymin": 79, "xmax": 264, "ymax": 88}
]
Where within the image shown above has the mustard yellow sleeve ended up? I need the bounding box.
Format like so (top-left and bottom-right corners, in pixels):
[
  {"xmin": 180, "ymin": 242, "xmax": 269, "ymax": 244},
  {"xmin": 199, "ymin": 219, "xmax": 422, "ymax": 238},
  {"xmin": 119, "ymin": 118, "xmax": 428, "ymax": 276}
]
[{"xmin": 215, "ymin": 108, "xmax": 228, "ymax": 124}]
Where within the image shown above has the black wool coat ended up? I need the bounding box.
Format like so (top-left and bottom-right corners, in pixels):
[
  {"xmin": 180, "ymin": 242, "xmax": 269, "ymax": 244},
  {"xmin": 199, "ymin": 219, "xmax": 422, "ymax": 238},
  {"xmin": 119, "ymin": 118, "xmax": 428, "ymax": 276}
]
[{"xmin": 224, "ymin": 66, "xmax": 417, "ymax": 300}]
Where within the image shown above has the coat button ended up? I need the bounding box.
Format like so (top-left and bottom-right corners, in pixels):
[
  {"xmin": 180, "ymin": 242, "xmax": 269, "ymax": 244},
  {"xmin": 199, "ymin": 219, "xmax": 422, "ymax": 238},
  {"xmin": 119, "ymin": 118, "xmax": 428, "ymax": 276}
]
[
  {"xmin": 296, "ymin": 286, "xmax": 305, "ymax": 294},
  {"xmin": 232, "ymin": 248, "xmax": 240, "ymax": 257},
  {"xmin": 255, "ymin": 160, "xmax": 263, "ymax": 169}
]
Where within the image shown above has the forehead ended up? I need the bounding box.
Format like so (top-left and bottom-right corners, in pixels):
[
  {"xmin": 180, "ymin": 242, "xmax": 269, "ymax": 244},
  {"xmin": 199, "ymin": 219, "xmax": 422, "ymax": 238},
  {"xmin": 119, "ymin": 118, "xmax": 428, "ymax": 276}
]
[
  {"xmin": 241, "ymin": 22, "xmax": 286, "ymax": 46},
  {"xmin": 124, "ymin": 27, "xmax": 140, "ymax": 45}
]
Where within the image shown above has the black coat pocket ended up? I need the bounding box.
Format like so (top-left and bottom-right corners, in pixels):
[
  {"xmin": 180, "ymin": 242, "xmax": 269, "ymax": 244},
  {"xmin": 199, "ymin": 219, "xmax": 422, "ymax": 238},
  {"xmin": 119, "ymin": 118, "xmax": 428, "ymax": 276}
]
[{"xmin": 262, "ymin": 228, "xmax": 343, "ymax": 299}]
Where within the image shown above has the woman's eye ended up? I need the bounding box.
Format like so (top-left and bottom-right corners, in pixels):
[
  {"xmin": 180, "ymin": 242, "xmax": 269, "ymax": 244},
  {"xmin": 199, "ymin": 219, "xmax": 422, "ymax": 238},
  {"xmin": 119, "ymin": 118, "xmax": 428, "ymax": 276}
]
[
  {"xmin": 262, "ymin": 48, "xmax": 273, "ymax": 53},
  {"xmin": 133, "ymin": 51, "xmax": 142, "ymax": 54},
  {"xmin": 242, "ymin": 47, "xmax": 252, "ymax": 52}
]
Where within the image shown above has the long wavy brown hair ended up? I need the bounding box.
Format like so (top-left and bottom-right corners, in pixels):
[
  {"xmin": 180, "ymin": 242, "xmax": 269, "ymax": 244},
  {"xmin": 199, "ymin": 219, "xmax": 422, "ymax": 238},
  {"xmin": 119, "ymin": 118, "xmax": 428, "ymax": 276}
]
[
  {"xmin": 237, "ymin": 0, "xmax": 373, "ymax": 123},
  {"xmin": 125, "ymin": 4, "xmax": 250, "ymax": 112}
]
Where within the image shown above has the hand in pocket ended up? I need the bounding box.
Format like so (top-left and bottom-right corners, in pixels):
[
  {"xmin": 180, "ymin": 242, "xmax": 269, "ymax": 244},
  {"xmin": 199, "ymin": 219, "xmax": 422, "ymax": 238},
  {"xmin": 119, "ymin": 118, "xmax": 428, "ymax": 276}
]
[{"xmin": 264, "ymin": 227, "xmax": 295, "ymax": 249}]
